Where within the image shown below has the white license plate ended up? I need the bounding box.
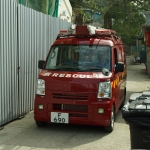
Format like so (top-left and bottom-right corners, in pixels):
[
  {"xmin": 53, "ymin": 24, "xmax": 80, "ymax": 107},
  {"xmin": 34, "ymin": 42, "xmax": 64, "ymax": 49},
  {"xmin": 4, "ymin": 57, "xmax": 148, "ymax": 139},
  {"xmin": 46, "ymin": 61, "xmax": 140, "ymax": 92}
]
[{"xmin": 51, "ymin": 112, "xmax": 69, "ymax": 124}]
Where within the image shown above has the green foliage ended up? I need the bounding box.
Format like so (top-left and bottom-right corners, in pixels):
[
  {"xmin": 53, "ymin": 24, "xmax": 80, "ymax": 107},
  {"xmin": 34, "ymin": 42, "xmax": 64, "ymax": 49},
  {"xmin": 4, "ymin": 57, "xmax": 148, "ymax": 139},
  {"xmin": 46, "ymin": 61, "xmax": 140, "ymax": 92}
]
[
  {"xmin": 70, "ymin": 0, "xmax": 100, "ymax": 24},
  {"xmin": 102, "ymin": 0, "xmax": 147, "ymax": 45},
  {"xmin": 70, "ymin": 0, "xmax": 149, "ymax": 45}
]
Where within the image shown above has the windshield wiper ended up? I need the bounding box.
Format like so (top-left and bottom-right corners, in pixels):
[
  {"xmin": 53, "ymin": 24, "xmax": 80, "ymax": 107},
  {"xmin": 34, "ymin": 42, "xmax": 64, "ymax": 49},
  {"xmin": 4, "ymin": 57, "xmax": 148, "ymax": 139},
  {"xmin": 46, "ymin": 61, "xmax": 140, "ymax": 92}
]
[
  {"xmin": 46, "ymin": 67, "xmax": 103, "ymax": 72},
  {"xmin": 48, "ymin": 68, "xmax": 80, "ymax": 71},
  {"xmin": 79, "ymin": 68, "xmax": 103, "ymax": 72}
]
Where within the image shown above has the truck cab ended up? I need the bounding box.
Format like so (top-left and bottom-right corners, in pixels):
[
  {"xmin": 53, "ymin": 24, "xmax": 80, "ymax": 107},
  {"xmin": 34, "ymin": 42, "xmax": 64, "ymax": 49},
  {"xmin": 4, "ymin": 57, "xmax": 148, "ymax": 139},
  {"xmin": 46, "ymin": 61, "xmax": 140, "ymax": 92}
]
[{"xmin": 34, "ymin": 25, "xmax": 127, "ymax": 133}]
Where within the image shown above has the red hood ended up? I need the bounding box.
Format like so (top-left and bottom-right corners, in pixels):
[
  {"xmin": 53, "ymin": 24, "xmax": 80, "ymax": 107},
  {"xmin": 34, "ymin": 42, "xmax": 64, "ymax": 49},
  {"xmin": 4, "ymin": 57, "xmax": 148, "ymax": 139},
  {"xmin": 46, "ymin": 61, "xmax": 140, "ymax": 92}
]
[{"xmin": 39, "ymin": 70, "xmax": 112, "ymax": 92}]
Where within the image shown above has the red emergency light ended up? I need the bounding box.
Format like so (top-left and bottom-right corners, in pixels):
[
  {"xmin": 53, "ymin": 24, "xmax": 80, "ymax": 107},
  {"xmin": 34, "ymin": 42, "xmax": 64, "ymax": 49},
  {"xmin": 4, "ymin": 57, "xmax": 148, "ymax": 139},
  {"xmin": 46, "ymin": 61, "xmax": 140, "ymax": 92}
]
[{"xmin": 59, "ymin": 30, "xmax": 68, "ymax": 35}]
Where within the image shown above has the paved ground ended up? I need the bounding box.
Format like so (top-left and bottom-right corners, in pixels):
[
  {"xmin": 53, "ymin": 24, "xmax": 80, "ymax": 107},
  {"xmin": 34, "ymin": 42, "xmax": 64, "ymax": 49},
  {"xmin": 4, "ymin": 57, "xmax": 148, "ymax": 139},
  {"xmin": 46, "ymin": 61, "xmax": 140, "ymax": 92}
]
[{"xmin": 0, "ymin": 63, "xmax": 150, "ymax": 150}]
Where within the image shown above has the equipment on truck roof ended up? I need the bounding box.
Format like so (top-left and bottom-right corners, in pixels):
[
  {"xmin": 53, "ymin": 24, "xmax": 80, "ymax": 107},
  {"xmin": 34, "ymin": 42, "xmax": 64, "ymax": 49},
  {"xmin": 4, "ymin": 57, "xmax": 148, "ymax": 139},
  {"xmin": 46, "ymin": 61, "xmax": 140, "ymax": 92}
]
[{"xmin": 57, "ymin": 25, "xmax": 122, "ymax": 45}]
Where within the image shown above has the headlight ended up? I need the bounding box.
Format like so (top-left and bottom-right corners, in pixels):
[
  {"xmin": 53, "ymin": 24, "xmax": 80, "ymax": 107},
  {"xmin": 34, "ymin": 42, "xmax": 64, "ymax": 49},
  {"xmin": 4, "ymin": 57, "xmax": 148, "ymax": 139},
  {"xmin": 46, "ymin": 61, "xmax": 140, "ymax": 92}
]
[
  {"xmin": 36, "ymin": 79, "xmax": 45, "ymax": 95},
  {"xmin": 97, "ymin": 81, "xmax": 111, "ymax": 99}
]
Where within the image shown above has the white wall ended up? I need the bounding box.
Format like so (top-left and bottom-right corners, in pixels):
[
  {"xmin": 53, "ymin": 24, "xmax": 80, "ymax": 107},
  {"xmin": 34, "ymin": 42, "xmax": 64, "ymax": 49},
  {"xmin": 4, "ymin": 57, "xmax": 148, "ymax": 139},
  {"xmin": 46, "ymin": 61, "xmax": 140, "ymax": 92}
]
[{"xmin": 58, "ymin": 0, "xmax": 72, "ymax": 22}]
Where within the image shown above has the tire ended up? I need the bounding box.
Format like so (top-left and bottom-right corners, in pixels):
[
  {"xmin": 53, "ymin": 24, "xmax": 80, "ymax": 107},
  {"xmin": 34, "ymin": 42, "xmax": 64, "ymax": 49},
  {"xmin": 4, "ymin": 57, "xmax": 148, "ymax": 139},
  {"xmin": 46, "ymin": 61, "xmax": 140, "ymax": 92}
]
[
  {"xmin": 104, "ymin": 105, "xmax": 115, "ymax": 133},
  {"xmin": 35, "ymin": 120, "xmax": 47, "ymax": 127}
]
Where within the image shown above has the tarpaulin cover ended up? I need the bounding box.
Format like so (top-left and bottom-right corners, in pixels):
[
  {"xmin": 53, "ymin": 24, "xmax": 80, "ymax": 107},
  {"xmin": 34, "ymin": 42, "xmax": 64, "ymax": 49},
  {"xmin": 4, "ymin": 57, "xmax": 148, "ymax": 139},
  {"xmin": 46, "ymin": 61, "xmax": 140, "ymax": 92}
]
[
  {"xmin": 129, "ymin": 91, "xmax": 150, "ymax": 103},
  {"xmin": 122, "ymin": 102, "xmax": 150, "ymax": 126}
]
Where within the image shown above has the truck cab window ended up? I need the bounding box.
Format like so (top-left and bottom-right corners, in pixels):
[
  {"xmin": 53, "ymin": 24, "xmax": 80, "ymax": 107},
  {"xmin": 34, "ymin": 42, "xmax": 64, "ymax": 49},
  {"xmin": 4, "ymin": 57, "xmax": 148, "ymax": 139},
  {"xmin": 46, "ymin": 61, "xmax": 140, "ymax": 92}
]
[{"xmin": 45, "ymin": 45, "xmax": 111, "ymax": 71}]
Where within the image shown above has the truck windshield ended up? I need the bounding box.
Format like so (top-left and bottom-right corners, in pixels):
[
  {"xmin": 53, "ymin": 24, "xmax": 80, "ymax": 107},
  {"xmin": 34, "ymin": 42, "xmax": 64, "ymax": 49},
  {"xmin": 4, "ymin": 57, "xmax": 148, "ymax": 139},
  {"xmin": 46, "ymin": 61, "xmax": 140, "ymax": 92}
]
[{"xmin": 45, "ymin": 45, "xmax": 111, "ymax": 72}]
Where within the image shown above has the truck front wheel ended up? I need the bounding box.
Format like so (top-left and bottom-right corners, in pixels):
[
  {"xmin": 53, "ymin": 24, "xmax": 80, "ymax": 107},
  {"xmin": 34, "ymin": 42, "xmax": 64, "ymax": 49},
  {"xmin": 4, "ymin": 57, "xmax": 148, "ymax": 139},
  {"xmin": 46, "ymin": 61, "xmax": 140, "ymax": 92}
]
[
  {"xmin": 104, "ymin": 105, "xmax": 115, "ymax": 133},
  {"xmin": 35, "ymin": 120, "xmax": 47, "ymax": 127}
]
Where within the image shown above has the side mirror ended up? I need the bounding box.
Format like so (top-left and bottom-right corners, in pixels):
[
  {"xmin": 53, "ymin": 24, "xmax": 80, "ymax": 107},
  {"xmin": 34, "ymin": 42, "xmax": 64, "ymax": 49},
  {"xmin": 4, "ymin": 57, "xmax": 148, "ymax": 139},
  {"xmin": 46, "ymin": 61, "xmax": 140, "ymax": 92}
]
[
  {"xmin": 115, "ymin": 62, "xmax": 124, "ymax": 73},
  {"xmin": 38, "ymin": 60, "xmax": 45, "ymax": 69}
]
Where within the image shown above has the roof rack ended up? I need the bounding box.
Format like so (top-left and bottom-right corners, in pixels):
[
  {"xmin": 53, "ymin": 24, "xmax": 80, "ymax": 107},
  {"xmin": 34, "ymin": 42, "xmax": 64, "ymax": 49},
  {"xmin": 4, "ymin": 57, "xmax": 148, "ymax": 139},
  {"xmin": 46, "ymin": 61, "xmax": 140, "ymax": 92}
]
[{"xmin": 56, "ymin": 25, "xmax": 122, "ymax": 44}]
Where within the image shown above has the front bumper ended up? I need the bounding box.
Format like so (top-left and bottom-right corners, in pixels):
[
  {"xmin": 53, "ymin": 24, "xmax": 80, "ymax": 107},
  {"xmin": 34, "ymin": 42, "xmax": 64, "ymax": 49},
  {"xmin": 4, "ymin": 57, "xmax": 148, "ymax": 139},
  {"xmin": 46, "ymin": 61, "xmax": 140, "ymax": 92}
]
[{"xmin": 34, "ymin": 95, "xmax": 113, "ymax": 127}]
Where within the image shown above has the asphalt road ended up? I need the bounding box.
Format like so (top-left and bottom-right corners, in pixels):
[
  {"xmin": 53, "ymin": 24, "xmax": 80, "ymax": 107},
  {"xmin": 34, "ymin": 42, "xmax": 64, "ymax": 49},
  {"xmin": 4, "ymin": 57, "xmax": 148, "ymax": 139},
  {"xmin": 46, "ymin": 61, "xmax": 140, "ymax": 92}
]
[{"xmin": 0, "ymin": 63, "xmax": 150, "ymax": 150}]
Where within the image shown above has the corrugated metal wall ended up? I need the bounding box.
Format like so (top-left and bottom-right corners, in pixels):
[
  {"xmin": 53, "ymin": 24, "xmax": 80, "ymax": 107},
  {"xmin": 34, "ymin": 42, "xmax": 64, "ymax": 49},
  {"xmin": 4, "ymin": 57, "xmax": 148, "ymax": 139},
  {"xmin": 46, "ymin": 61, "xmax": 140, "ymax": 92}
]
[
  {"xmin": 0, "ymin": 0, "xmax": 71, "ymax": 126},
  {"xmin": 0, "ymin": 0, "xmax": 19, "ymax": 126}
]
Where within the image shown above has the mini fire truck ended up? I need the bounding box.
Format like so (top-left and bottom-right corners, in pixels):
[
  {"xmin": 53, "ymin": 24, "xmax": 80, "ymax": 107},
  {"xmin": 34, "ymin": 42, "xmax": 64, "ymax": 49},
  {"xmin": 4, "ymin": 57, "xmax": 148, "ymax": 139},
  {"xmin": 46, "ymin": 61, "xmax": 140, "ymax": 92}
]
[{"xmin": 34, "ymin": 25, "xmax": 127, "ymax": 133}]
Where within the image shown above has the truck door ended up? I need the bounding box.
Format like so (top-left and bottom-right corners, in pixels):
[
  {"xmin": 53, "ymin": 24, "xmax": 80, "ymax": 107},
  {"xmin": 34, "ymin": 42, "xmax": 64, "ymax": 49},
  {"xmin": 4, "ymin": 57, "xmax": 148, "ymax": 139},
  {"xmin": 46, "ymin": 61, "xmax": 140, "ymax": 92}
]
[{"xmin": 113, "ymin": 47, "xmax": 124, "ymax": 111}]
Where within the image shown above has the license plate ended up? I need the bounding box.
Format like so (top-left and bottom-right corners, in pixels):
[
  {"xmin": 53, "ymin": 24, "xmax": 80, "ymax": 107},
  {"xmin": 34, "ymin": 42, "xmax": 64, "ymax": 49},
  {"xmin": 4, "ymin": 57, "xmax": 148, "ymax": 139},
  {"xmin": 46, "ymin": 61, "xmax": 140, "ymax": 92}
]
[{"xmin": 51, "ymin": 112, "xmax": 69, "ymax": 124}]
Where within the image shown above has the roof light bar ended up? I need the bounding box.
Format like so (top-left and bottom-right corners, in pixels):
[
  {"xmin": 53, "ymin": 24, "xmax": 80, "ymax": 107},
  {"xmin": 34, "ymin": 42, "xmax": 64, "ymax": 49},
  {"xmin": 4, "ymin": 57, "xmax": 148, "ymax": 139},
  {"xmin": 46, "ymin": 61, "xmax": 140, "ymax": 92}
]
[
  {"xmin": 59, "ymin": 30, "xmax": 68, "ymax": 35},
  {"xmin": 58, "ymin": 25, "xmax": 117, "ymax": 37},
  {"xmin": 95, "ymin": 30, "xmax": 116, "ymax": 36}
]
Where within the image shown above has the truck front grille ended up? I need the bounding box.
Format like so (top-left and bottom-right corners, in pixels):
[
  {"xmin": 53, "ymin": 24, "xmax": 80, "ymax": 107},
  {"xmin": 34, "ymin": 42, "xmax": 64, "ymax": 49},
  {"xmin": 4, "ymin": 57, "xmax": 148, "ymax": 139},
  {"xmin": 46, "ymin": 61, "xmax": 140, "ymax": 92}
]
[
  {"xmin": 53, "ymin": 104, "xmax": 88, "ymax": 112},
  {"xmin": 53, "ymin": 93, "xmax": 88, "ymax": 100},
  {"xmin": 69, "ymin": 113, "xmax": 87, "ymax": 117}
]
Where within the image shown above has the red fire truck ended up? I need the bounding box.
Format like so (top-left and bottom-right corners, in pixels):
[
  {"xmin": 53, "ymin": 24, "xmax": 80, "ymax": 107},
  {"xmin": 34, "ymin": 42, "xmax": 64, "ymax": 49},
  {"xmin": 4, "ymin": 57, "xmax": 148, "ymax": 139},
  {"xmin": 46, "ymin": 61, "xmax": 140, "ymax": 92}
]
[{"xmin": 34, "ymin": 25, "xmax": 127, "ymax": 132}]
